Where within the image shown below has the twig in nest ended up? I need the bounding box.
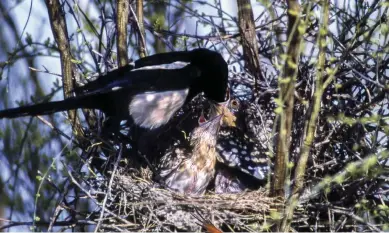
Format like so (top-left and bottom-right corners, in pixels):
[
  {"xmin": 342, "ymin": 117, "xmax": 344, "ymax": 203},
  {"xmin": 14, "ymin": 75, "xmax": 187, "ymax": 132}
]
[
  {"xmin": 192, "ymin": 208, "xmax": 223, "ymax": 233},
  {"xmin": 95, "ymin": 143, "xmax": 124, "ymax": 232}
]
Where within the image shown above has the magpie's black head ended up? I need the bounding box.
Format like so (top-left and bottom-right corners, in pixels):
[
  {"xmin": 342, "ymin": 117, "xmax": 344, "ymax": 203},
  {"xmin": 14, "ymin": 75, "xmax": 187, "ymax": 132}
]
[
  {"xmin": 189, "ymin": 48, "xmax": 229, "ymax": 103},
  {"xmin": 133, "ymin": 48, "xmax": 228, "ymax": 103}
]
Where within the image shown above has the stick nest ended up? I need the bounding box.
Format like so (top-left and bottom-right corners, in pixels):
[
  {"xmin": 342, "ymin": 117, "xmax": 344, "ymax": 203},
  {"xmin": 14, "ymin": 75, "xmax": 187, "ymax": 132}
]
[{"xmin": 95, "ymin": 170, "xmax": 281, "ymax": 232}]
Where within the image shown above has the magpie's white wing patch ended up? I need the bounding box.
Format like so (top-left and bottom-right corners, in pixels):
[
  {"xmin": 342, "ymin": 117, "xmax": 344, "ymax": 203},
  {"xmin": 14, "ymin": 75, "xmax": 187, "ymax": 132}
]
[
  {"xmin": 132, "ymin": 61, "xmax": 190, "ymax": 71},
  {"xmin": 129, "ymin": 89, "xmax": 189, "ymax": 129}
]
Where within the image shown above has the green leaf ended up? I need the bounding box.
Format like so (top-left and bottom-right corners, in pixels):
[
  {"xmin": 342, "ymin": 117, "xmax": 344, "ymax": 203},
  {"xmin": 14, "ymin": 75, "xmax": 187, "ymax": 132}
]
[
  {"xmin": 71, "ymin": 59, "xmax": 82, "ymax": 64},
  {"xmin": 44, "ymin": 37, "xmax": 50, "ymax": 46},
  {"xmin": 25, "ymin": 33, "xmax": 33, "ymax": 45}
]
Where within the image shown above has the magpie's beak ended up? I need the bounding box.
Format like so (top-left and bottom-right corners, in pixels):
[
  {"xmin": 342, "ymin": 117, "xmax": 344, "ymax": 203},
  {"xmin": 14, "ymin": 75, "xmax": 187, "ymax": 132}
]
[{"xmin": 199, "ymin": 114, "xmax": 223, "ymax": 136}]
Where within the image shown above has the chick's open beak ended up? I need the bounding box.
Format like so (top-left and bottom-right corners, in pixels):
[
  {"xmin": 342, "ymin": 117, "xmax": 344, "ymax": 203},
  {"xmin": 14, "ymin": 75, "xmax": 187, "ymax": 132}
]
[{"xmin": 199, "ymin": 114, "xmax": 223, "ymax": 135}]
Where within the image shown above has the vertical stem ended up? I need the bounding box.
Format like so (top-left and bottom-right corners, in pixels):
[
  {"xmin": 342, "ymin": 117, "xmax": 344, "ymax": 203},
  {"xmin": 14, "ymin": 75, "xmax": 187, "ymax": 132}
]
[
  {"xmin": 117, "ymin": 0, "xmax": 129, "ymax": 67},
  {"xmin": 136, "ymin": 0, "xmax": 147, "ymax": 58},
  {"xmin": 44, "ymin": 0, "xmax": 83, "ymax": 137},
  {"xmin": 236, "ymin": 0, "xmax": 263, "ymax": 88},
  {"xmin": 271, "ymin": 0, "xmax": 302, "ymax": 199},
  {"xmin": 280, "ymin": 1, "xmax": 330, "ymax": 231}
]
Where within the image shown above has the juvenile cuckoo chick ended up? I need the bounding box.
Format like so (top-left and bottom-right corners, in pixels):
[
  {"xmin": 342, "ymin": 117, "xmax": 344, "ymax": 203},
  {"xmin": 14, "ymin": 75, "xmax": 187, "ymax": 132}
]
[{"xmin": 155, "ymin": 114, "xmax": 223, "ymax": 195}]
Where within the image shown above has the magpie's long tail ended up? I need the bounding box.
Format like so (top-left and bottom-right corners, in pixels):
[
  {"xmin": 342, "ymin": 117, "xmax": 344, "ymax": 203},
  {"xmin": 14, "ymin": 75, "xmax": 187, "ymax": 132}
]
[{"xmin": 0, "ymin": 95, "xmax": 101, "ymax": 119}]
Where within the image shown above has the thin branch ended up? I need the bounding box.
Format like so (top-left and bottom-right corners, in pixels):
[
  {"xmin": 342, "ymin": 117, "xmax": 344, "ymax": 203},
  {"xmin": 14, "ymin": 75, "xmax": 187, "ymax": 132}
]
[
  {"xmin": 0, "ymin": 219, "xmax": 97, "ymax": 231},
  {"xmin": 117, "ymin": 0, "xmax": 129, "ymax": 67},
  {"xmin": 280, "ymin": 1, "xmax": 330, "ymax": 231},
  {"xmin": 237, "ymin": 0, "xmax": 263, "ymax": 89},
  {"xmin": 271, "ymin": 0, "xmax": 302, "ymax": 199},
  {"xmin": 331, "ymin": 208, "xmax": 381, "ymax": 232},
  {"xmin": 29, "ymin": 66, "xmax": 62, "ymax": 77},
  {"xmin": 135, "ymin": 0, "xmax": 147, "ymax": 57},
  {"xmin": 44, "ymin": 0, "xmax": 84, "ymax": 138},
  {"xmin": 95, "ymin": 144, "xmax": 123, "ymax": 232}
]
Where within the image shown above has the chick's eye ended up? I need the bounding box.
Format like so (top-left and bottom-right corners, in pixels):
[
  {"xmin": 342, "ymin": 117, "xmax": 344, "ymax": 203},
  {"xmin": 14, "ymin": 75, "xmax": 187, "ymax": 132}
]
[{"xmin": 230, "ymin": 99, "xmax": 240, "ymax": 110}]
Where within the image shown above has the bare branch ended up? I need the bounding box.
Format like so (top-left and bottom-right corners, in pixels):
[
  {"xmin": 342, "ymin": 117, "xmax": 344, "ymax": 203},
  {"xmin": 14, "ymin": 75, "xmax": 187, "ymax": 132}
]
[
  {"xmin": 136, "ymin": 0, "xmax": 147, "ymax": 58},
  {"xmin": 44, "ymin": 0, "xmax": 84, "ymax": 137},
  {"xmin": 237, "ymin": 0, "xmax": 263, "ymax": 88},
  {"xmin": 117, "ymin": 0, "xmax": 130, "ymax": 67}
]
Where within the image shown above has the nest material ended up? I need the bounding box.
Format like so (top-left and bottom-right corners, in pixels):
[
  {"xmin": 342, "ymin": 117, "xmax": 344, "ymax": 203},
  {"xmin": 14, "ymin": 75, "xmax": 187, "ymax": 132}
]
[{"xmin": 105, "ymin": 173, "xmax": 281, "ymax": 231}]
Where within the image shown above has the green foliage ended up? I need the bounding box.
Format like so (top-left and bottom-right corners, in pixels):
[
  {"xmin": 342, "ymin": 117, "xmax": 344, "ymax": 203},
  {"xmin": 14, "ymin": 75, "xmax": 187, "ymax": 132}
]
[{"xmin": 25, "ymin": 33, "xmax": 33, "ymax": 45}]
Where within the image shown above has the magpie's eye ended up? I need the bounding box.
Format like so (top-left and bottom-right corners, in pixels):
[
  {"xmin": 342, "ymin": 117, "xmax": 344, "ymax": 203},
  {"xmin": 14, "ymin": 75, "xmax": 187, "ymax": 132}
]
[{"xmin": 230, "ymin": 99, "xmax": 240, "ymax": 110}]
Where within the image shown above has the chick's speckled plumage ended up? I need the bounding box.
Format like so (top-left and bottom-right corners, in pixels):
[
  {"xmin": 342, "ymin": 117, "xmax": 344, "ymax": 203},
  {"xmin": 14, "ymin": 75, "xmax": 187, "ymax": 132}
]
[
  {"xmin": 212, "ymin": 99, "xmax": 272, "ymax": 193},
  {"xmin": 216, "ymin": 127, "xmax": 270, "ymax": 180}
]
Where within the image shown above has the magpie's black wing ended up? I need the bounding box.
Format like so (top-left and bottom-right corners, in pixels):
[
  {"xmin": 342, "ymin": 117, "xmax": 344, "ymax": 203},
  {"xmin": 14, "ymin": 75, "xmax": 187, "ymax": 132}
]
[
  {"xmin": 134, "ymin": 50, "xmax": 192, "ymax": 68},
  {"xmin": 74, "ymin": 50, "xmax": 193, "ymax": 95},
  {"xmin": 72, "ymin": 64, "xmax": 134, "ymax": 95},
  {"xmin": 0, "ymin": 66, "xmax": 202, "ymax": 123},
  {"xmin": 75, "ymin": 64, "xmax": 201, "ymax": 96}
]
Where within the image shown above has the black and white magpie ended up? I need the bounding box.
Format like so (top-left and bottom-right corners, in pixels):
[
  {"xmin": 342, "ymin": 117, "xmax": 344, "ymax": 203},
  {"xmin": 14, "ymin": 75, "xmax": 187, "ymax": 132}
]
[{"xmin": 0, "ymin": 48, "xmax": 229, "ymax": 129}]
